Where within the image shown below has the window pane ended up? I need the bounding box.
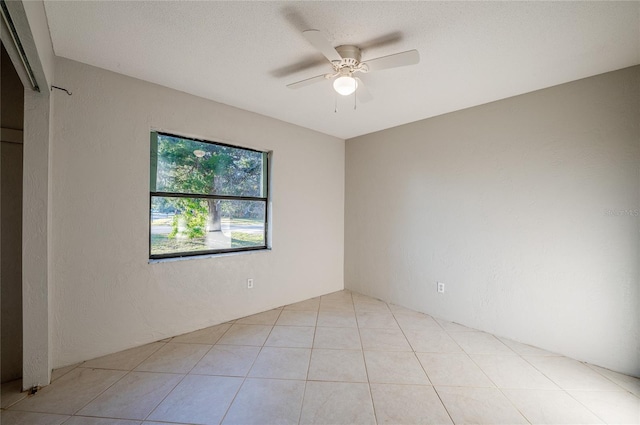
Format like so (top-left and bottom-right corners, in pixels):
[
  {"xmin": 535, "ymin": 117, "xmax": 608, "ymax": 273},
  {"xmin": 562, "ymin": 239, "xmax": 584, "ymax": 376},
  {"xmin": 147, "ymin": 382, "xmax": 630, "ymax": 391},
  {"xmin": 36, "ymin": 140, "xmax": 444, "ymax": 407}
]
[
  {"xmin": 152, "ymin": 133, "xmax": 266, "ymax": 198},
  {"xmin": 151, "ymin": 196, "xmax": 266, "ymax": 256}
]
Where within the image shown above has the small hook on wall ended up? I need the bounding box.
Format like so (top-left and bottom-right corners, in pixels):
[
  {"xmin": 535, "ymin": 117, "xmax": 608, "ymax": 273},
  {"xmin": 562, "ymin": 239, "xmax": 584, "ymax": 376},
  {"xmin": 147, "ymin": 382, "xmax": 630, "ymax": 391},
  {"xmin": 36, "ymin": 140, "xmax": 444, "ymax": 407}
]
[{"xmin": 51, "ymin": 85, "xmax": 72, "ymax": 96}]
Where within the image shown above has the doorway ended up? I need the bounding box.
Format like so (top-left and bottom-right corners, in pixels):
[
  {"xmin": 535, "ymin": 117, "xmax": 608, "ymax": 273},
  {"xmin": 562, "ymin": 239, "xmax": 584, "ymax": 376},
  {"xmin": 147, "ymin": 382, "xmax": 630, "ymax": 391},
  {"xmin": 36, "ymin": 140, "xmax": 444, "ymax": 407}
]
[{"xmin": 1, "ymin": 40, "xmax": 24, "ymax": 384}]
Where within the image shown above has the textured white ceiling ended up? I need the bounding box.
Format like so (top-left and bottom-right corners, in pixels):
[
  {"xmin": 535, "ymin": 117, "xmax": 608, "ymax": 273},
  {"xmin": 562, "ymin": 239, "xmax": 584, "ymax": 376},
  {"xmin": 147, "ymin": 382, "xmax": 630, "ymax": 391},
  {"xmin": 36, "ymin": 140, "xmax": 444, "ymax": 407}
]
[{"xmin": 44, "ymin": 1, "xmax": 640, "ymax": 139}]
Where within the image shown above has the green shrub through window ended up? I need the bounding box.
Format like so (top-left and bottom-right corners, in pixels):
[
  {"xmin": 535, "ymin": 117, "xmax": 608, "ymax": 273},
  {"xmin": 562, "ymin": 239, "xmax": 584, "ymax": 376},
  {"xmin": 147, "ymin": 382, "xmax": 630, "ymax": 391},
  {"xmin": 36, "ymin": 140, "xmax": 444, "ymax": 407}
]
[{"xmin": 150, "ymin": 131, "xmax": 269, "ymax": 258}]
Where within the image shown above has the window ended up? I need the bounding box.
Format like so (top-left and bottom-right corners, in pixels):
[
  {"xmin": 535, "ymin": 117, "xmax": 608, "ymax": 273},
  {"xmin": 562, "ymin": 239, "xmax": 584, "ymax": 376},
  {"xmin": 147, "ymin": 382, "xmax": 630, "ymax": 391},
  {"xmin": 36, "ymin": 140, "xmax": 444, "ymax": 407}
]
[{"xmin": 150, "ymin": 131, "xmax": 269, "ymax": 259}]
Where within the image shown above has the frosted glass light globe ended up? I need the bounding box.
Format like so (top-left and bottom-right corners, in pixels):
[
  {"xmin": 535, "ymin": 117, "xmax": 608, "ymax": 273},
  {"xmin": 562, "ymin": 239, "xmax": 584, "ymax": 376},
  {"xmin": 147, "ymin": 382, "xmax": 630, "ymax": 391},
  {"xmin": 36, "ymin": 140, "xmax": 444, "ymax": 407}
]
[{"xmin": 333, "ymin": 76, "xmax": 358, "ymax": 96}]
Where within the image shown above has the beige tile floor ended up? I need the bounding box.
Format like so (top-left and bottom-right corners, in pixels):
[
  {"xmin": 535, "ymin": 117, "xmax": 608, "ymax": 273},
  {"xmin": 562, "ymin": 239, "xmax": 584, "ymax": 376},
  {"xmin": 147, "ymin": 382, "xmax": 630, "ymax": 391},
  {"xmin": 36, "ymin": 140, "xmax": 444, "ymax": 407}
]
[{"xmin": 2, "ymin": 290, "xmax": 639, "ymax": 424}]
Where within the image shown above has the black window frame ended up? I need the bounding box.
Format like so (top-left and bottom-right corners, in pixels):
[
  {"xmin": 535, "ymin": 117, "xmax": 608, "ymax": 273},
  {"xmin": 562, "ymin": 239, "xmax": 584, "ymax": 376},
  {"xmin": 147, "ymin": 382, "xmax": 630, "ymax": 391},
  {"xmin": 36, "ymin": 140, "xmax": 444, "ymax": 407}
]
[{"xmin": 149, "ymin": 131, "xmax": 270, "ymax": 260}]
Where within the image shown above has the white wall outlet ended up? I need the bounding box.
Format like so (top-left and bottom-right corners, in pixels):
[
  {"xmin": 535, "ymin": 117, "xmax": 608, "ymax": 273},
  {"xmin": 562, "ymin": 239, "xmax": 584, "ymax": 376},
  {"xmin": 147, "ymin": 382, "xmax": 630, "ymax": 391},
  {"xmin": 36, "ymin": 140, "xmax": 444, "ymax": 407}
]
[
  {"xmin": 247, "ymin": 278, "xmax": 254, "ymax": 289},
  {"xmin": 437, "ymin": 282, "xmax": 445, "ymax": 293}
]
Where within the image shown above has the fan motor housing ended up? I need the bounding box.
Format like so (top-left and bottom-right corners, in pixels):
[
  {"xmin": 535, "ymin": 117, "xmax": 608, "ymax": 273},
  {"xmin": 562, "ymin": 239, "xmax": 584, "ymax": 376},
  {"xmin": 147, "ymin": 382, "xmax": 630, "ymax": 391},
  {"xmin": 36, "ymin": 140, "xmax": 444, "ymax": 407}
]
[{"xmin": 335, "ymin": 45, "xmax": 361, "ymax": 67}]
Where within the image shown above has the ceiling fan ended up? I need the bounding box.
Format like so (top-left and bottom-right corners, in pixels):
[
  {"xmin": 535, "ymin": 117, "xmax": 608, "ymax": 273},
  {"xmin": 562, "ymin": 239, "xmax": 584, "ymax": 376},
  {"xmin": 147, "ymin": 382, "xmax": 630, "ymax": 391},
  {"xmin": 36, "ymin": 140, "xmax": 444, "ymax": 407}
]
[{"xmin": 287, "ymin": 30, "xmax": 420, "ymax": 102}]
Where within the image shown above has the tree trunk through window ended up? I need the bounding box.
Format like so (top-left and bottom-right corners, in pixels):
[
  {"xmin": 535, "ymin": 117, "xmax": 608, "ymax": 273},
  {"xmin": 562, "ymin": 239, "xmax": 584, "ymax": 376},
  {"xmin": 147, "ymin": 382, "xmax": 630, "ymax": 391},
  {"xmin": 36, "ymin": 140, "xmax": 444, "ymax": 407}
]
[{"xmin": 207, "ymin": 199, "xmax": 221, "ymax": 231}]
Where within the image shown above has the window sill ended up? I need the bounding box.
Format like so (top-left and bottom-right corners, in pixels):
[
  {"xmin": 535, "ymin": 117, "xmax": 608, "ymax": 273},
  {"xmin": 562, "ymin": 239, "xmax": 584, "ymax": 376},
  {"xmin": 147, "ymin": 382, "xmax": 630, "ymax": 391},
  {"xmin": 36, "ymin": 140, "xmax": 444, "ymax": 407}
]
[{"xmin": 148, "ymin": 247, "xmax": 271, "ymax": 264}]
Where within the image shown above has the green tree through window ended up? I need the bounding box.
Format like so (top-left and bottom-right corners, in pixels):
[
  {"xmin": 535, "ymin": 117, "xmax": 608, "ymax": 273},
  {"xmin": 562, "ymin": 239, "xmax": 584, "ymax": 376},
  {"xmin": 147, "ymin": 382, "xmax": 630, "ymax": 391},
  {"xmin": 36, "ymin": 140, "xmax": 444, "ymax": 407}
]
[{"xmin": 150, "ymin": 132, "xmax": 269, "ymax": 258}]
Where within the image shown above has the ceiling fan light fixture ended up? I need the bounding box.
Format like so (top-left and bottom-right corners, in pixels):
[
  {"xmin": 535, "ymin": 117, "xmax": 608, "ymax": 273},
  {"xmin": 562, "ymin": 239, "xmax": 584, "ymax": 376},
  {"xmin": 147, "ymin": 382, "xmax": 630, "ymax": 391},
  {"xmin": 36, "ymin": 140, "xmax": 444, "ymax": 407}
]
[{"xmin": 333, "ymin": 76, "xmax": 358, "ymax": 96}]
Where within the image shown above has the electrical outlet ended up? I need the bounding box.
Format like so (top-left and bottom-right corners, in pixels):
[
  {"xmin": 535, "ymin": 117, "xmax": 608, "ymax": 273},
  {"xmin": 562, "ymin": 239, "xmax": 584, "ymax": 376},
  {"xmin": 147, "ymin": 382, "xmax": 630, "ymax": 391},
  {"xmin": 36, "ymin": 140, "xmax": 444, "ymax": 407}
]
[
  {"xmin": 247, "ymin": 278, "xmax": 254, "ymax": 289},
  {"xmin": 437, "ymin": 282, "xmax": 445, "ymax": 293}
]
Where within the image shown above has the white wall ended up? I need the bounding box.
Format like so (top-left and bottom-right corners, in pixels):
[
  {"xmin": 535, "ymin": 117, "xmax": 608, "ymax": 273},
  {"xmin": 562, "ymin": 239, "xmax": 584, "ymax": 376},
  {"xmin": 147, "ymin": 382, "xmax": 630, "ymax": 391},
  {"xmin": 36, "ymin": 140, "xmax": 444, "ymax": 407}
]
[
  {"xmin": 345, "ymin": 66, "xmax": 640, "ymax": 376},
  {"xmin": 50, "ymin": 58, "xmax": 344, "ymax": 368},
  {"xmin": 22, "ymin": 88, "xmax": 53, "ymax": 388}
]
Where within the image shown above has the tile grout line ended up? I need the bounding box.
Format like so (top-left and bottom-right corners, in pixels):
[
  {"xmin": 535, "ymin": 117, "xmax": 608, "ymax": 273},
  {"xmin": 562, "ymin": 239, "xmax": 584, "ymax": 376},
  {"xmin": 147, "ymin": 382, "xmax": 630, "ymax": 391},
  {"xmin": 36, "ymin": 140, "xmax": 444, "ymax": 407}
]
[
  {"xmin": 61, "ymin": 369, "xmax": 131, "ymax": 418},
  {"xmin": 506, "ymin": 350, "xmax": 636, "ymax": 423},
  {"xmin": 435, "ymin": 315, "xmax": 633, "ymax": 424},
  {"xmin": 0, "ymin": 380, "xmax": 30, "ymax": 410},
  {"xmin": 12, "ymin": 340, "xmax": 171, "ymax": 419},
  {"xmin": 388, "ymin": 300, "xmax": 457, "ymax": 425},
  {"xmin": 584, "ymin": 363, "xmax": 640, "ymax": 396},
  {"xmin": 51, "ymin": 363, "xmax": 81, "ymax": 383},
  {"xmin": 218, "ymin": 306, "xmax": 284, "ymax": 425},
  {"xmin": 547, "ymin": 359, "xmax": 631, "ymax": 425},
  {"xmin": 296, "ymin": 300, "xmax": 321, "ymax": 425},
  {"xmin": 78, "ymin": 339, "xmax": 168, "ymax": 372},
  {"xmin": 451, "ymin": 330, "xmax": 545, "ymax": 423},
  {"xmin": 553, "ymin": 390, "xmax": 612, "ymax": 425},
  {"xmin": 353, "ymin": 293, "xmax": 381, "ymax": 425},
  {"xmin": 140, "ymin": 326, "xmax": 232, "ymax": 423},
  {"xmin": 462, "ymin": 343, "xmax": 534, "ymax": 424}
]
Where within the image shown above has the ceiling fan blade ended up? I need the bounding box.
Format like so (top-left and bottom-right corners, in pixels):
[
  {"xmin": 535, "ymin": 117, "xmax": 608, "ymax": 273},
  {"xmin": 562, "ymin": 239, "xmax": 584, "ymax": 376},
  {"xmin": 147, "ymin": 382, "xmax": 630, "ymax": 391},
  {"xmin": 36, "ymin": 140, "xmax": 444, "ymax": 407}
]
[
  {"xmin": 270, "ymin": 55, "xmax": 329, "ymax": 78},
  {"xmin": 355, "ymin": 78, "xmax": 373, "ymax": 103},
  {"xmin": 303, "ymin": 29, "xmax": 343, "ymax": 63},
  {"xmin": 363, "ymin": 49, "xmax": 420, "ymax": 72},
  {"xmin": 358, "ymin": 31, "xmax": 403, "ymax": 51},
  {"xmin": 286, "ymin": 74, "xmax": 329, "ymax": 89}
]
